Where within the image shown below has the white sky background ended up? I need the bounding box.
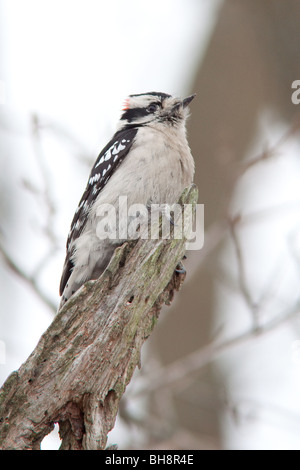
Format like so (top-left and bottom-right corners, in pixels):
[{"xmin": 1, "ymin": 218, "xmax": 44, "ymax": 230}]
[
  {"xmin": 0, "ymin": 0, "xmax": 222, "ymax": 450},
  {"xmin": 1, "ymin": 0, "xmax": 300, "ymax": 451}
]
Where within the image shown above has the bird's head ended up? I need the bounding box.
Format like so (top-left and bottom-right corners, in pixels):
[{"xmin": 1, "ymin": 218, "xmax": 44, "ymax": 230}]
[{"xmin": 117, "ymin": 91, "xmax": 195, "ymax": 131}]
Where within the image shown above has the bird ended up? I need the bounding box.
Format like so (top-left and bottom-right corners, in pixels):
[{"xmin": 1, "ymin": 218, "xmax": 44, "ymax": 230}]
[{"xmin": 58, "ymin": 91, "xmax": 195, "ymax": 310}]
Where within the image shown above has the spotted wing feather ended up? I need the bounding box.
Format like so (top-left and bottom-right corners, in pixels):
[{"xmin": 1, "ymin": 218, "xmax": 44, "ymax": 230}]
[{"xmin": 59, "ymin": 127, "xmax": 138, "ymax": 295}]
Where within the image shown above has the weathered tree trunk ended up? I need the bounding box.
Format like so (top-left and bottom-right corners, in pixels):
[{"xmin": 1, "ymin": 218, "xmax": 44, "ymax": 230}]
[{"xmin": 0, "ymin": 185, "xmax": 198, "ymax": 450}]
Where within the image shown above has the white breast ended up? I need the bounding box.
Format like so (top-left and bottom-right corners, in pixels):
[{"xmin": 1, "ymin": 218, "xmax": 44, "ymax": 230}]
[{"xmin": 91, "ymin": 125, "xmax": 194, "ymax": 213}]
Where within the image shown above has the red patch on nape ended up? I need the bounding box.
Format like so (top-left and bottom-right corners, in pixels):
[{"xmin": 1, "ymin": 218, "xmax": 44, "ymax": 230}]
[{"xmin": 122, "ymin": 98, "xmax": 130, "ymax": 111}]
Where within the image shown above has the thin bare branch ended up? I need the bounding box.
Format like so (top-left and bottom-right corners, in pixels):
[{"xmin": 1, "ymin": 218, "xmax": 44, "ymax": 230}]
[
  {"xmin": 30, "ymin": 114, "xmax": 58, "ymax": 247},
  {"xmin": 238, "ymin": 119, "xmax": 300, "ymax": 176},
  {"xmin": 132, "ymin": 299, "xmax": 300, "ymax": 398},
  {"xmin": 228, "ymin": 214, "xmax": 259, "ymax": 325},
  {"xmin": 0, "ymin": 242, "xmax": 57, "ymax": 313}
]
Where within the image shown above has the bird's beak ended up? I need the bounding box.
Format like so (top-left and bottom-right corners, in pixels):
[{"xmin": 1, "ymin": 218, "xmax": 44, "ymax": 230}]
[
  {"xmin": 170, "ymin": 94, "xmax": 196, "ymax": 116},
  {"xmin": 182, "ymin": 94, "xmax": 196, "ymax": 108}
]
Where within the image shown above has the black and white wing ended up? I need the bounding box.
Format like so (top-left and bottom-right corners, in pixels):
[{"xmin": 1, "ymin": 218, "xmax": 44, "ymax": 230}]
[{"xmin": 59, "ymin": 127, "xmax": 138, "ymax": 296}]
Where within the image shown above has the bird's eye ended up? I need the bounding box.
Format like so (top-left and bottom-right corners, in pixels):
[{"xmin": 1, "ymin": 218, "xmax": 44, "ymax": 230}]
[{"xmin": 146, "ymin": 103, "xmax": 159, "ymax": 113}]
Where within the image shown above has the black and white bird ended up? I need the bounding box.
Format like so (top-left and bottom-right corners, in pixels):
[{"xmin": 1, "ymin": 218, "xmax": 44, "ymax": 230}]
[{"xmin": 58, "ymin": 92, "xmax": 195, "ymax": 309}]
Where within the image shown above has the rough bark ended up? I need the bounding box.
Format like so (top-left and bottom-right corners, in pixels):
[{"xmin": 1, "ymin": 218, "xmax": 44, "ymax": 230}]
[{"xmin": 0, "ymin": 185, "xmax": 198, "ymax": 450}]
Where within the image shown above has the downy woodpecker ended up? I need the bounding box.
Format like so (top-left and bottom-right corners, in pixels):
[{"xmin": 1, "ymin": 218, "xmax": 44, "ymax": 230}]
[{"xmin": 59, "ymin": 92, "xmax": 195, "ymax": 308}]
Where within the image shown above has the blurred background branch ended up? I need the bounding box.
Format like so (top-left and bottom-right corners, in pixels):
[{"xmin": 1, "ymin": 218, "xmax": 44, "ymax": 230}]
[{"xmin": 1, "ymin": 0, "xmax": 300, "ymax": 450}]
